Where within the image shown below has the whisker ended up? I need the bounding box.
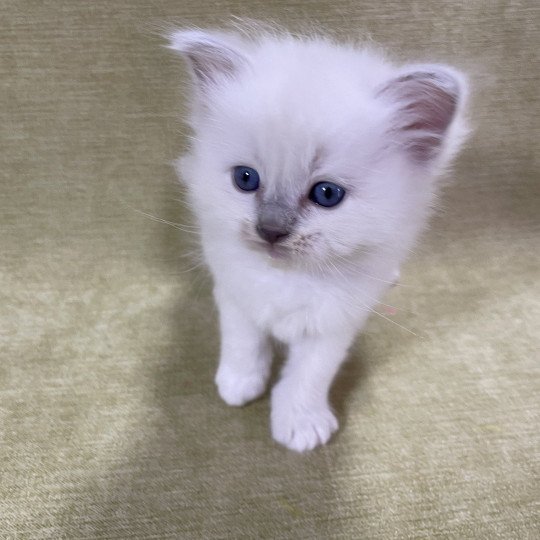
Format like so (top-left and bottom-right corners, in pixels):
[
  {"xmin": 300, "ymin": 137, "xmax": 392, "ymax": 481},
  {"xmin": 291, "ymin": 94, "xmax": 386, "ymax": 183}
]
[
  {"xmin": 177, "ymin": 260, "xmax": 206, "ymax": 274},
  {"xmin": 357, "ymin": 288, "xmax": 418, "ymax": 316},
  {"xmin": 312, "ymin": 257, "xmax": 419, "ymax": 334},
  {"xmin": 331, "ymin": 253, "xmax": 410, "ymax": 288},
  {"xmin": 361, "ymin": 302, "xmax": 419, "ymax": 336},
  {"xmin": 125, "ymin": 205, "xmax": 201, "ymax": 235}
]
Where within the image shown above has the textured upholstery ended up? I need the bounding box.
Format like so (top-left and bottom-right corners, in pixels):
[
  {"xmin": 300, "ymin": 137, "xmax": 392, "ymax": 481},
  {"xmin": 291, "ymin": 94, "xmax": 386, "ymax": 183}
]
[{"xmin": 2, "ymin": 1, "xmax": 538, "ymax": 537}]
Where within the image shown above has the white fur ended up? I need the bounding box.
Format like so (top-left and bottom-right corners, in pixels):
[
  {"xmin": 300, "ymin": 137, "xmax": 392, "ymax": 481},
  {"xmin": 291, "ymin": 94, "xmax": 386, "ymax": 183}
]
[{"xmin": 169, "ymin": 25, "xmax": 468, "ymax": 452}]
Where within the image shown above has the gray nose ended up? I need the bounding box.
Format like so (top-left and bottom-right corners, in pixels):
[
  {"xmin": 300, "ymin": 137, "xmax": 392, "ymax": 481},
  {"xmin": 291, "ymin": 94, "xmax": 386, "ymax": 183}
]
[
  {"xmin": 256, "ymin": 201, "xmax": 296, "ymax": 244},
  {"xmin": 256, "ymin": 225, "xmax": 291, "ymax": 244}
]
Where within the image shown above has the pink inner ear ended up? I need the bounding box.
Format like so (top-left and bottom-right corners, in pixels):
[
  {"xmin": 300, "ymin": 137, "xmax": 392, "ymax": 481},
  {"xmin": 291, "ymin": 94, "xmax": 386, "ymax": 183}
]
[
  {"xmin": 382, "ymin": 71, "xmax": 460, "ymax": 161},
  {"xmin": 399, "ymin": 75, "xmax": 458, "ymax": 132},
  {"xmin": 186, "ymin": 45, "xmax": 239, "ymax": 85},
  {"xmin": 168, "ymin": 31, "xmax": 247, "ymax": 89}
]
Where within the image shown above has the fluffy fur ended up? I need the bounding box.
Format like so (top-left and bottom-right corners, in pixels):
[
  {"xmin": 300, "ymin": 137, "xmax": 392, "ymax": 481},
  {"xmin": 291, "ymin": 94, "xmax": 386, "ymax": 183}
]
[{"xmin": 168, "ymin": 25, "xmax": 468, "ymax": 451}]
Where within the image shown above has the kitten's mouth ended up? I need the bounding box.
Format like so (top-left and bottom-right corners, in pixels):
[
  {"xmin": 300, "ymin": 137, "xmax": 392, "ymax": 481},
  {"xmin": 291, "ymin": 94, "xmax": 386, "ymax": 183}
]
[
  {"xmin": 266, "ymin": 244, "xmax": 290, "ymax": 259},
  {"xmin": 247, "ymin": 239, "xmax": 291, "ymax": 260}
]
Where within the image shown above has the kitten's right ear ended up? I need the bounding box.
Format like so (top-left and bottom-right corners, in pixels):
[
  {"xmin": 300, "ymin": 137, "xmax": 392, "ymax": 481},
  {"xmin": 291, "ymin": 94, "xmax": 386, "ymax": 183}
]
[{"xmin": 167, "ymin": 30, "xmax": 248, "ymax": 89}]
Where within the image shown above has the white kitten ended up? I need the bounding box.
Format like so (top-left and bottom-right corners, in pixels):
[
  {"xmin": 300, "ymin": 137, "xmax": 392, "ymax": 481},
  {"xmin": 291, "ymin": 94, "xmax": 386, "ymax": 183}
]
[{"xmin": 168, "ymin": 25, "xmax": 468, "ymax": 452}]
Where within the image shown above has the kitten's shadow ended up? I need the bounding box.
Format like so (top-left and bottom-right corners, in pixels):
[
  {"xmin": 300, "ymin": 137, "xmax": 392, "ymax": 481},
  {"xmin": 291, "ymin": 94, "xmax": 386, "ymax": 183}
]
[
  {"xmin": 72, "ymin": 270, "xmax": 397, "ymax": 538},
  {"xmin": 329, "ymin": 349, "xmax": 370, "ymax": 419}
]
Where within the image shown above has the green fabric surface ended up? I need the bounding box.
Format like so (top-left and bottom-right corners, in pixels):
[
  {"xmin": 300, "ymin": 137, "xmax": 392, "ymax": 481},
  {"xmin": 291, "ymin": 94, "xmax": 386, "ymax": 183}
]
[{"xmin": 1, "ymin": 1, "xmax": 539, "ymax": 538}]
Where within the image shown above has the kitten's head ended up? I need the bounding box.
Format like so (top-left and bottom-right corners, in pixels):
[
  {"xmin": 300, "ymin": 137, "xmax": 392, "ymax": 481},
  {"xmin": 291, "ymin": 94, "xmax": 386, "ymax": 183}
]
[{"xmin": 169, "ymin": 27, "xmax": 468, "ymax": 268}]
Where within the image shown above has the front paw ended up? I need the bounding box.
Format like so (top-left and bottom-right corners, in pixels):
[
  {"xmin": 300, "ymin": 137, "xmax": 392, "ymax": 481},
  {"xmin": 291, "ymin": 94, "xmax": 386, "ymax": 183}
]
[
  {"xmin": 271, "ymin": 396, "xmax": 339, "ymax": 452},
  {"xmin": 215, "ymin": 364, "xmax": 268, "ymax": 407}
]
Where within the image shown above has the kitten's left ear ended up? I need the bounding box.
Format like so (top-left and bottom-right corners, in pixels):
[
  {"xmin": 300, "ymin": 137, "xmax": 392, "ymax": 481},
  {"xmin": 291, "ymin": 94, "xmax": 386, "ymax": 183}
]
[
  {"xmin": 167, "ymin": 29, "xmax": 248, "ymax": 89},
  {"xmin": 378, "ymin": 65, "xmax": 467, "ymax": 162}
]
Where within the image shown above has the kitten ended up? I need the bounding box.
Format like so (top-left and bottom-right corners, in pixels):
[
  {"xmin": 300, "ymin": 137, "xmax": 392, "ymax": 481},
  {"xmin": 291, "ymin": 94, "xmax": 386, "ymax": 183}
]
[{"xmin": 168, "ymin": 25, "xmax": 468, "ymax": 452}]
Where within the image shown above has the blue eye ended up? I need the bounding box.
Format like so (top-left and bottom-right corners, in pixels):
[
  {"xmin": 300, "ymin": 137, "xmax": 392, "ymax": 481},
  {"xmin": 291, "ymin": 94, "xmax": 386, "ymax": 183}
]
[
  {"xmin": 309, "ymin": 181, "xmax": 346, "ymax": 208},
  {"xmin": 233, "ymin": 166, "xmax": 260, "ymax": 192}
]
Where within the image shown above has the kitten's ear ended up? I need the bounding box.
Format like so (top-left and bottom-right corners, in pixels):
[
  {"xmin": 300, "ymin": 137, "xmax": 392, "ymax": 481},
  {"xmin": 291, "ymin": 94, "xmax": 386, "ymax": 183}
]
[
  {"xmin": 167, "ymin": 29, "xmax": 248, "ymax": 89},
  {"xmin": 379, "ymin": 65, "xmax": 467, "ymax": 162}
]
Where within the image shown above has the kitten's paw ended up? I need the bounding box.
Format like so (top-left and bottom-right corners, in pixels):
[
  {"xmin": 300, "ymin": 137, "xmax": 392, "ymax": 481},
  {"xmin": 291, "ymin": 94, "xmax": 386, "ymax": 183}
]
[
  {"xmin": 271, "ymin": 401, "xmax": 339, "ymax": 452},
  {"xmin": 215, "ymin": 365, "xmax": 267, "ymax": 407}
]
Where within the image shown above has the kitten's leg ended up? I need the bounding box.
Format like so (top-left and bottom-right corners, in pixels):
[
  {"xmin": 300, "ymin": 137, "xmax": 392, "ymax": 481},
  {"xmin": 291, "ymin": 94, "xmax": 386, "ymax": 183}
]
[
  {"xmin": 214, "ymin": 293, "xmax": 272, "ymax": 407},
  {"xmin": 271, "ymin": 331, "xmax": 355, "ymax": 452}
]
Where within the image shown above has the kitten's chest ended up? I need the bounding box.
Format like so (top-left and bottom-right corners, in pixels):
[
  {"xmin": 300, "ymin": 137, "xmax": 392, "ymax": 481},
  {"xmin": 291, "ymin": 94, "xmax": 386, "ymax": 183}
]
[
  {"xmin": 244, "ymin": 273, "xmax": 322, "ymax": 340},
  {"xmin": 215, "ymin": 259, "xmax": 347, "ymax": 341}
]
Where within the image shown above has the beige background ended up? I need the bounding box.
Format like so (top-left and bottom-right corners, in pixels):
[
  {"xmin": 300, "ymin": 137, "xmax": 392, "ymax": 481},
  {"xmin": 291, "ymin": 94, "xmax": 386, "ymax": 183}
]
[{"xmin": 2, "ymin": 1, "xmax": 539, "ymax": 537}]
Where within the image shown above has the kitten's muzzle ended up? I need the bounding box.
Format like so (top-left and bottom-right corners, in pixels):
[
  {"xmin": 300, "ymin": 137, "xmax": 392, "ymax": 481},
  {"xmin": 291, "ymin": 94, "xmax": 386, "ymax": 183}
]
[{"xmin": 256, "ymin": 202, "xmax": 296, "ymax": 245}]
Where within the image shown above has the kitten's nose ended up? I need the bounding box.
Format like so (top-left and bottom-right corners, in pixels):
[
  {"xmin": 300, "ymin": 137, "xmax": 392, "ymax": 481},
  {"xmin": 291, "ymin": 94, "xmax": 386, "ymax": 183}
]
[
  {"xmin": 256, "ymin": 225, "xmax": 290, "ymax": 244},
  {"xmin": 256, "ymin": 201, "xmax": 296, "ymax": 244}
]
